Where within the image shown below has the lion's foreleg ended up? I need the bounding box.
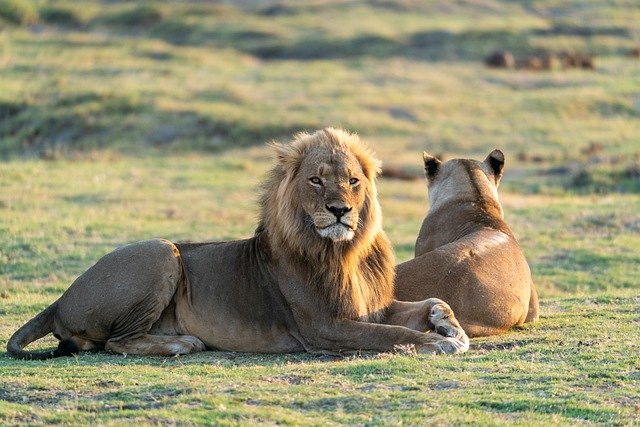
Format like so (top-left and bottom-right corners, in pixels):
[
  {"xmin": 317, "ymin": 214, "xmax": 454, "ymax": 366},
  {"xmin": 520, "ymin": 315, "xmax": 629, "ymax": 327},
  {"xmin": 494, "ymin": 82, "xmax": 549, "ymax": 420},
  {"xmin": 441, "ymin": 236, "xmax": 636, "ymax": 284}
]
[
  {"xmin": 383, "ymin": 299, "xmax": 438, "ymax": 331},
  {"xmin": 303, "ymin": 317, "xmax": 467, "ymax": 355}
]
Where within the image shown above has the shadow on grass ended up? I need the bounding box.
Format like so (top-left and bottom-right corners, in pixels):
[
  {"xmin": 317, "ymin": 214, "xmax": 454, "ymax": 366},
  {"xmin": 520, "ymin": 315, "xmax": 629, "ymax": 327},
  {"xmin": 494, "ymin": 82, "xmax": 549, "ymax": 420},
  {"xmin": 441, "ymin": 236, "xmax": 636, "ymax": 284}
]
[
  {"xmin": 140, "ymin": 16, "xmax": 630, "ymax": 61},
  {"xmin": 0, "ymin": 92, "xmax": 318, "ymax": 158},
  {"xmin": 149, "ymin": 22, "xmax": 538, "ymax": 62},
  {"xmin": 0, "ymin": 331, "xmax": 551, "ymax": 369},
  {"xmin": 472, "ymin": 338, "xmax": 543, "ymax": 352},
  {"xmin": 31, "ymin": 0, "xmax": 634, "ymax": 61},
  {"xmin": 0, "ymin": 381, "xmax": 192, "ymax": 414},
  {"xmin": 472, "ymin": 399, "xmax": 620, "ymax": 423},
  {"xmin": 0, "ymin": 349, "xmax": 341, "ymax": 369}
]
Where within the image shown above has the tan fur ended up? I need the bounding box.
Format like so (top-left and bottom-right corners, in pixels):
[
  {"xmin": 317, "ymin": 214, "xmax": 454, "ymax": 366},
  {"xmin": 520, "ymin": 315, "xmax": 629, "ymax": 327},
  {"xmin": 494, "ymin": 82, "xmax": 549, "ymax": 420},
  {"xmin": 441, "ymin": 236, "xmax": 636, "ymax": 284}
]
[
  {"xmin": 395, "ymin": 150, "xmax": 539, "ymax": 337},
  {"xmin": 7, "ymin": 128, "xmax": 469, "ymax": 360}
]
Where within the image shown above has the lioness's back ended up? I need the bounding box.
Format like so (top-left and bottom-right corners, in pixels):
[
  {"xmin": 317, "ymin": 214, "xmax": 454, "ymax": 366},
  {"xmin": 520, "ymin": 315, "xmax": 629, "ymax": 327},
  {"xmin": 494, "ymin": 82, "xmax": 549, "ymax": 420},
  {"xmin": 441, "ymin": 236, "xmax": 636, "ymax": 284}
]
[{"xmin": 394, "ymin": 150, "xmax": 539, "ymax": 337}]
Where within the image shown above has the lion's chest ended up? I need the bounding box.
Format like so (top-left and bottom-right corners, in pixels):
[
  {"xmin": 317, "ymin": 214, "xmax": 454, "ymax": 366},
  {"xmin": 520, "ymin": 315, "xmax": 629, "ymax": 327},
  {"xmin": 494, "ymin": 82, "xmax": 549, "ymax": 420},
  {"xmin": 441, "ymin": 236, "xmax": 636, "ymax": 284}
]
[{"xmin": 334, "ymin": 273, "xmax": 389, "ymax": 322}]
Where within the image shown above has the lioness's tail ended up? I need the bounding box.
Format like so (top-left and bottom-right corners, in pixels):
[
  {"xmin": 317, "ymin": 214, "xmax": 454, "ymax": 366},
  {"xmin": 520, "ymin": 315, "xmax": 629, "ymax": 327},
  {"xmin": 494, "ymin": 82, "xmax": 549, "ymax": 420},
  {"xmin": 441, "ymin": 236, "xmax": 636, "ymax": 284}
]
[
  {"xmin": 7, "ymin": 302, "xmax": 77, "ymax": 360},
  {"xmin": 525, "ymin": 284, "xmax": 540, "ymax": 323}
]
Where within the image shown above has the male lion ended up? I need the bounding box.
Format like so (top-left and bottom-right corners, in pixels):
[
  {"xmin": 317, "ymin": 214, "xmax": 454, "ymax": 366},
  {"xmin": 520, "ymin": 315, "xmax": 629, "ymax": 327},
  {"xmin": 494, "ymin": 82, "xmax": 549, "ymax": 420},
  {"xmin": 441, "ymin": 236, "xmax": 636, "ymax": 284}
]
[
  {"xmin": 394, "ymin": 150, "xmax": 539, "ymax": 337},
  {"xmin": 8, "ymin": 128, "xmax": 469, "ymax": 359}
]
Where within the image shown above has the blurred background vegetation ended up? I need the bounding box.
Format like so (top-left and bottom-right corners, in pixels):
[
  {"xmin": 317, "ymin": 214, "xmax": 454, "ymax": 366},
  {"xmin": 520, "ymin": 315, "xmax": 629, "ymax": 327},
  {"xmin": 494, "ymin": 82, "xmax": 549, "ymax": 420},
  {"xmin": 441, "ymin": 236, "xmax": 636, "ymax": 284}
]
[
  {"xmin": 1, "ymin": 0, "xmax": 639, "ymax": 296},
  {"xmin": 1, "ymin": 0, "xmax": 638, "ymax": 163}
]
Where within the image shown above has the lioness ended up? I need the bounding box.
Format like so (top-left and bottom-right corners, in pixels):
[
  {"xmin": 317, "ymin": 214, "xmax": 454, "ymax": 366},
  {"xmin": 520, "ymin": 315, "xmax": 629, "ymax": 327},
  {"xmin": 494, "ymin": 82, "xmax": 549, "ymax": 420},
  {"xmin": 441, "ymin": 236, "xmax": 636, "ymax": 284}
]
[
  {"xmin": 395, "ymin": 150, "xmax": 539, "ymax": 337},
  {"xmin": 8, "ymin": 128, "xmax": 469, "ymax": 359}
]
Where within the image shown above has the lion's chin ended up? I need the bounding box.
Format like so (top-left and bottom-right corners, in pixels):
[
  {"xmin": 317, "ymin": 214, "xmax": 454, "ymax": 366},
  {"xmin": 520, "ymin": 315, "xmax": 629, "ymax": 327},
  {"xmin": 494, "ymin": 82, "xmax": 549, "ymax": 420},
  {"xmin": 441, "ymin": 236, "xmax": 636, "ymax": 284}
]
[{"xmin": 317, "ymin": 224, "xmax": 355, "ymax": 242}]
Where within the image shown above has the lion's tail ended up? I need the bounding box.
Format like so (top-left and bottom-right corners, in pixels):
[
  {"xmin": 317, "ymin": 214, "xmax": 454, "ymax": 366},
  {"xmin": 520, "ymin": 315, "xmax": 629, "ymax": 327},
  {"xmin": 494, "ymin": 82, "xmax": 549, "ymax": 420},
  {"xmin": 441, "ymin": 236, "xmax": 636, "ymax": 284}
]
[{"xmin": 6, "ymin": 302, "xmax": 78, "ymax": 360}]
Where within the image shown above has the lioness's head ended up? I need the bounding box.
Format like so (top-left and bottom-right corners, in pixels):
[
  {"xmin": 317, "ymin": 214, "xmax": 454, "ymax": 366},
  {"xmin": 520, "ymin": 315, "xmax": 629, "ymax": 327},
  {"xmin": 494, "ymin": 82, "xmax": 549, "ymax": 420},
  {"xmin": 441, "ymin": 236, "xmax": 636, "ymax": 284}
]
[
  {"xmin": 260, "ymin": 128, "xmax": 383, "ymax": 252},
  {"xmin": 422, "ymin": 149, "xmax": 505, "ymax": 214}
]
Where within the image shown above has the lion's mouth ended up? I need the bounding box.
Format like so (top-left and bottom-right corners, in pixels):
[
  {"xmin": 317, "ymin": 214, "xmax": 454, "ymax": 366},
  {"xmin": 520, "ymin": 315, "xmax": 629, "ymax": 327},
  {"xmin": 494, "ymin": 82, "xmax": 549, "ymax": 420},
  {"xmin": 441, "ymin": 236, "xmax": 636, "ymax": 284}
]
[
  {"xmin": 318, "ymin": 221, "xmax": 353, "ymax": 231},
  {"xmin": 316, "ymin": 222, "xmax": 355, "ymax": 242}
]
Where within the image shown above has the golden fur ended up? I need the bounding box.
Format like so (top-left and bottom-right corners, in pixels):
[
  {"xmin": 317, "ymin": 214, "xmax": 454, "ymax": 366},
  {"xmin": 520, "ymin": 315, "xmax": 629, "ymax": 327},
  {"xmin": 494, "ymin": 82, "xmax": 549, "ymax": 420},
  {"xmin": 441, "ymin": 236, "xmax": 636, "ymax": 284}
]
[
  {"xmin": 8, "ymin": 128, "xmax": 469, "ymax": 359},
  {"xmin": 395, "ymin": 150, "xmax": 539, "ymax": 337},
  {"xmin": 258, "ymin": 129, "xmax": 392, "ymax": 321}
]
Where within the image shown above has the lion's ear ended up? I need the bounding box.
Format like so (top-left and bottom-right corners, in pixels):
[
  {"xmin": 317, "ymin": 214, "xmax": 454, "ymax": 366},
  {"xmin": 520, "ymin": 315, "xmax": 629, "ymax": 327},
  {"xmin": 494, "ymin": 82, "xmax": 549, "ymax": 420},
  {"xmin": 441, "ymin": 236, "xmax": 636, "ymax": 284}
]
[
  {"xmin": 360, "ymin": 156, "xmax": 382, "ymax": 181},
  {"xmin": 271, "ymin": 141, "xmax": 303, "ymax": 175},
  {"xmin": 350, "ymin": 146, "xmax": 381, "ymax": 181},
  {"xmin": 422, "ymin": 151, "xmax": 441, "ymax": 180},
  {"xmin": 484, "ymin": 149, "xmax": 505, "ymax": 185}
]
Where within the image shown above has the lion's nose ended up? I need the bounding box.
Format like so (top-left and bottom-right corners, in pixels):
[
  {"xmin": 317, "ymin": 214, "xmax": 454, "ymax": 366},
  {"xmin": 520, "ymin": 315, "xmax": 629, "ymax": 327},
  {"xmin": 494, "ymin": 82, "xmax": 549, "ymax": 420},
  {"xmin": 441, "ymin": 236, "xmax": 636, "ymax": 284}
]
[{"xmin": 326, "ymin": 204, "xmax": 352, "ymax": 219}]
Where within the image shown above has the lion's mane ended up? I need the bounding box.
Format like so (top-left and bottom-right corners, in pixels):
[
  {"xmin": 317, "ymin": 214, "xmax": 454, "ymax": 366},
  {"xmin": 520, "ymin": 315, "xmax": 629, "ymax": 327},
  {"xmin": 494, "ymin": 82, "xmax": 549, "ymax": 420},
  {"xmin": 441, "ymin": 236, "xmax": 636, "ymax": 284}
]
[{"xmin": 257, "ymin": 128, "xmax": 395, "ymax": 321}]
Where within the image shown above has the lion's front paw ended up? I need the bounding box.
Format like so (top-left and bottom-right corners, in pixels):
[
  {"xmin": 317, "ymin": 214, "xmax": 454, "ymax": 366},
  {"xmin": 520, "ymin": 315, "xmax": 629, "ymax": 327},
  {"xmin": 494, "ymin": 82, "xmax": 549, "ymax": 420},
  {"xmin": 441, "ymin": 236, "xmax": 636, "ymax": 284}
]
[
  {"xmin": 416, "ymin": 336, "xmax": 469, "ymax": 355},
  {"xmin": 428, "ymin": 301, "xmax": 469, "ymax": 347}
]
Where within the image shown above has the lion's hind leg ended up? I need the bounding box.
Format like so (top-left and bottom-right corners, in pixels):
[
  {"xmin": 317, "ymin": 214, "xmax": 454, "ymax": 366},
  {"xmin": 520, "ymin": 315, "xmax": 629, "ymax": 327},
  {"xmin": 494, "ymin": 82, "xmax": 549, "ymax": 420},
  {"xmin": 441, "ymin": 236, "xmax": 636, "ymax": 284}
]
[
  {"xmin": 462, "ymin": 323, "xmax": 509, "ymax": 338},
  {"xmin": 102, "ymin": 289, "xmax": 205, "ymax": 356},
  {"xmin": 54, "ymin": 239, "xmax": 194, "ymax": 357},
  {"xmin": 105, "ymin": 334, "xmax": 205, "ymax": 356}
]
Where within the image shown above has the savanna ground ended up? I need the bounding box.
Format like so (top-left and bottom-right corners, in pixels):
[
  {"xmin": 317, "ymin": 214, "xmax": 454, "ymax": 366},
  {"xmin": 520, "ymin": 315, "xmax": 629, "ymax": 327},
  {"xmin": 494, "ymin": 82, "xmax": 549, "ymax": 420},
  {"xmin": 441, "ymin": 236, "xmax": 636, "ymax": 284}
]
[{"xmin": 1, "ymin": 0, "xmax": 639, "ymax": 425}]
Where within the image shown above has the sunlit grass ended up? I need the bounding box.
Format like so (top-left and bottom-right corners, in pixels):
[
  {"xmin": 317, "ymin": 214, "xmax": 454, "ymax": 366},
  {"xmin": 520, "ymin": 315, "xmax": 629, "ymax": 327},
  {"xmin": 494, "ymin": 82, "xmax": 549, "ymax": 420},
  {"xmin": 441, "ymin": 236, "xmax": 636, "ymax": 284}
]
[
  {"xmin": 1, "ymin": 1, "xmax": 639, "ymax": 159},
  {"xmin": 1, "ymin": 0, "xmax": 639, "ymax": 425}
]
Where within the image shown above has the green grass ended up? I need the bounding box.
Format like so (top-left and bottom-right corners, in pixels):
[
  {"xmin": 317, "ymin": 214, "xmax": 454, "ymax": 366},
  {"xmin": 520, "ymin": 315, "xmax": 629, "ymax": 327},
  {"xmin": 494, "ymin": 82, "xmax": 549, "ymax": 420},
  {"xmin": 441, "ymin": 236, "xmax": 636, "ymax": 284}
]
[
  {"xmin": 1, "ymin": 293, "xmax": 639, "ymax": 425},
  {"xmin": 0, "ymin": 0, "xmax": 37, "ymax": 25},
  {"xmin": 1, "ymin": 155, "xmax": 639, "ymax": 425},
  {"xmin": 1, "ymin": 0, "xmax": 639, "ymax": 425},
  {"xmin": 1, "ymin": 0, "xmax": 639, "ymax": 159}
]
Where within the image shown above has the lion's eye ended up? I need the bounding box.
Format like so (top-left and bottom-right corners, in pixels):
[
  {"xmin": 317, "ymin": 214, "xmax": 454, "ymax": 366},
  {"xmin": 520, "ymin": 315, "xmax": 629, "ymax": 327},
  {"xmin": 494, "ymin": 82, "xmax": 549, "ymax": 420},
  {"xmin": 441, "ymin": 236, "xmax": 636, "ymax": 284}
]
[
  {"xmin": 309, "ymin": 177, "xmax": 322, "ymax": 185},
  {"xmin": 349, "ymin": 177, "xmax": 359, "ymax": 186}
]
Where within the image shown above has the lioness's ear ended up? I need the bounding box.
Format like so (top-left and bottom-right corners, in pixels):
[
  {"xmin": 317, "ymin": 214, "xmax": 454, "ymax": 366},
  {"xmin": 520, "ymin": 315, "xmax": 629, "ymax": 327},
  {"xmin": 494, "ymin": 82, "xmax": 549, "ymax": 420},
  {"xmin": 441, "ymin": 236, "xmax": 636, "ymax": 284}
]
[
  {"xmin": 484, "ymin": 149, "xmax": 505, "ymax": 185},
  {"xmin": 422, "ymin": 151, "xmax": 441, "ymax": 180}
]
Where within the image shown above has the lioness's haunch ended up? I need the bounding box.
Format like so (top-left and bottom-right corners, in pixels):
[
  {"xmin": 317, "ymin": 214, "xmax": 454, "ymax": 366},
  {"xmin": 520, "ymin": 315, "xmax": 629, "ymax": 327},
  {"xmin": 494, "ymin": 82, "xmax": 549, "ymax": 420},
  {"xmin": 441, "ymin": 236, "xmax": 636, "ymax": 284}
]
[
  {"xmin": 394, "ymin": 150, "xmax": 539, "ymax": 337},
  {"xmin": 7, "ymin": 128, "xmax": 469, "ymax": 360}
]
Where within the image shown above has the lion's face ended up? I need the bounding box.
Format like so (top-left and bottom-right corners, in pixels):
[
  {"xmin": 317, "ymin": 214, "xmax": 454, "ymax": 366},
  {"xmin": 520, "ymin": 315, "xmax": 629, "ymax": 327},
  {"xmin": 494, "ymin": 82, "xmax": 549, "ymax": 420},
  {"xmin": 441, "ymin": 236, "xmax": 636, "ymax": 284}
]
[
  {"xmin": 297, "ymin": 147, "xmax": 368, "ymax": 242},
  {"xmin": 262, "ymin": 128, "xmax": 383, "ymax": 250}
]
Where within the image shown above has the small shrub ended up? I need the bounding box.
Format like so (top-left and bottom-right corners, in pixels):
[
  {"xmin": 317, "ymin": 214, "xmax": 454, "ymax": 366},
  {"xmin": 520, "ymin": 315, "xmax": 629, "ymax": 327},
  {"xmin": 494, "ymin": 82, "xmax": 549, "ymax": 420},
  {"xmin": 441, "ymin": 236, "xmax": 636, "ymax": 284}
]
[
  {"xmin": 101, "ymin": 5, "xmax": 163, "ymax": 28},
  {"xmin": 259, "ymin": 4, "xmax": 296, "ymax": 16},
  {"xmin": 567, "ymin": 164, "xmax": 640, "ymax": 194},
  {"xmin": 39, "ymin": 6, "xmax": 81, "ymax": 28},
  {"xmin": 571, "ymin": 169, "xmax": 593, "ymax": 188},
  {"xmin": 624, "ymin": 163, "xmax": 640, "ymax": 179},
  {"xmin": 0, "ymin": 0, "xmax": 38, "ymax": 25},
  {"xmin": 0, "ymin": 100, "xmax": 26, "ymax": 120},
  {"xmin": 151, "ymin": 20, "xmax": 195, "ymax": 44}
]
